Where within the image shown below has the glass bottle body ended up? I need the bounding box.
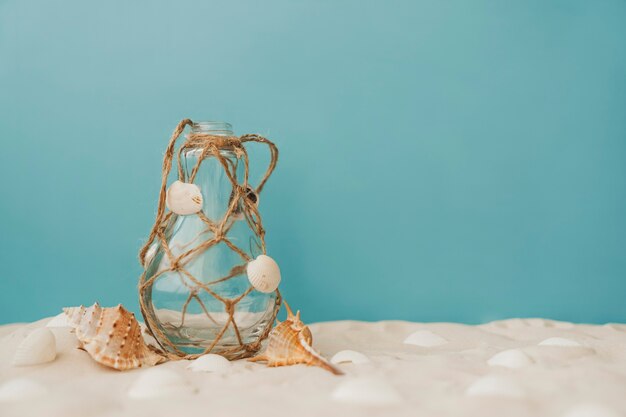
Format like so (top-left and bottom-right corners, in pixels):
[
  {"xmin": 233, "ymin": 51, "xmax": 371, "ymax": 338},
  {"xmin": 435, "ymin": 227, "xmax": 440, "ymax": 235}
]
[{"xmin": 141, "ymin": 122, "xmax": 278, "ymax": 358}]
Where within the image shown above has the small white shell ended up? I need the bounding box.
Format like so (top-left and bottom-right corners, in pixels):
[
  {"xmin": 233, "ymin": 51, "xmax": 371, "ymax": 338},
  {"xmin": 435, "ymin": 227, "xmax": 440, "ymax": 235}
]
[
  {"xmin": 331, "ymin": 350, "xmax": 370, "ymax": 365},
  {"xmin": 247, "ymin": 254, "xmax": 281, "ymax": 293},
  {"xmin": 403, "ymin": 330, "xmax": 448, "ymax": 347},
  {"xmin": 466, "ymin": 376, "xmax": 525, "ymax": 398},
  {"xmin": 13, "ymin": 328, "xmax": 56, "ymax": 367},
  {"xmin": 487, "ymin": 349, "xmax": 533, "ymax": 369},
  {"xmin": 0, "ymin": 379, "xmax": 48, "ymax": 402},
  {"xmin": 166, "ymin": 180, "xmax": 203, "ymax": 215},
  {"xmin": 538, "ymin": 337, "xmax": 582, "ymax": 347},
  {"xmin": 128, "ymin": 368, "xmax": 196, "ymax": 399},
  {"xmin": 332, "ymin": 377, "xmax": 402, "ymax": 405},
  {"xmin": 187, "ymin": 354, "xmax": 231, "ymax": 373}
]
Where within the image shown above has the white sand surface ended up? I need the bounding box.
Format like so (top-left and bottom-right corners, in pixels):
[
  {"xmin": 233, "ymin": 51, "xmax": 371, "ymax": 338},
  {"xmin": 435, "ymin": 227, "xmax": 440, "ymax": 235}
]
[{"xmin": 1, "ymin": 317, "xmax": 626, "ymax": 417}]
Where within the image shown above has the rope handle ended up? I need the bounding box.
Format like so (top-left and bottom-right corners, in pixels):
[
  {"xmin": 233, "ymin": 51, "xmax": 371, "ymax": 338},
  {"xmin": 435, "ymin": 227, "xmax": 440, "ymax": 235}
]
[{"xmin": 138, "ymin": 119, "xmax": 278, "ymax": 266}]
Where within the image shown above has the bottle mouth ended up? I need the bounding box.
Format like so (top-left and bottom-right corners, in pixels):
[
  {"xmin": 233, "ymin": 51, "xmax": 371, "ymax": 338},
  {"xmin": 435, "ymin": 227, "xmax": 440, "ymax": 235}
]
[{"xmin": 191, "ymin": 121, "xmax": 233, "ymax": 136}]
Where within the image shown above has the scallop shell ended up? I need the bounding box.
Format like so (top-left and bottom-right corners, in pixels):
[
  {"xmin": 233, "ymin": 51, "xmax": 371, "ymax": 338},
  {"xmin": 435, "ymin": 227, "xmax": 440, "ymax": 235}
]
[
  {"xmin": 128, "ymin": 368, "xmax": 196, "ymax": 399},
  {"xmin": 13, "ymin": 328, "xmax": 56, "ymax": 367},
  {"xmin": 246, "ymin": 254, "xmax": 281, "ymax": 293},
  {"xmin": 403, "ymin": 330, "xmax": 448, "ymax": 347},
  {"xmin": 166, "ymin": 180, "xmax": 203, "ymax": 215},
  {"xmin": 0, "ymin": 378, "xmax": 48, "ymax": 402},
  {"xmin": 249, "ymin": 302, "xmax": 342, "ymax": 375},
  {"xmin": 332, "ymin": 377, "xmax": 402, "ymax": 405},
  {"xmin": 187, "ymin": 354, "xmax": 231, "ymax": 373},
  {"xmin": 487, "ymin": 349, "xmax": 533, "ymax": 369},
  {"xmin": 466, "ymin": 376, "xmax": 525, "ymax": 398},
  {"xmin": 64, "ymin": 303, "xmax": 165, "ymax": 371},
  {"xmin": 331, "ymin": 350, "xmax": 370, "ymax": 365}
]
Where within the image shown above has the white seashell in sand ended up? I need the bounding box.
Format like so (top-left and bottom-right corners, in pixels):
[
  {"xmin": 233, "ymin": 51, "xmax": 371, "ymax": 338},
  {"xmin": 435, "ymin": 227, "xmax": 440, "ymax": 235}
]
[
  {"xmin": 46, "ymin": 312, "xmax": 71, "ymax": 328},
  {"xmin": 331, "ymin": 350, "xmax": 370, "ymax": 365},
  {"xmin": 0, "ymin": 379, "xmax": 48, "ymax": 402},
  {"xmin": 187, "ymin": 354, "xmax": 231, "ymax": 373},
  {"xmin": 128, "ymin": 368, "xmax": 196, "ymax": 399},
  {"xmin": 246, "ymin": 254, "xmax": 281, "ymax": 293},
  {"xmin": 466, "ymin": 376, "xmax": 524, "ymax": 398},
  {"xmin": 403, "ymin": 330, "xmax": 448, "ymax": 347},
  {"xmin": 487, "ymin": 349, "xmax": 533, "ymax": 369},
  {"xmin": 13, "ymin": 328, "xmax": 56, "ymax": 367},
  {"xmin": 538, "ymin": 337, "xmax": 582, "ymax": 347},
  {"xmin": 332, "ymin": 377, "xmax": 403, "ymax": 405},
  {"xmin": 166, "ymin": 180, "xmax": 203, "ymax": 215},
  {"xmin": 64, "ymin": 303, "xmax": 164, "ymax": 371},
  {"xmin": 564, "ymin": 404, "xmax": 622, "ymax": 417}
]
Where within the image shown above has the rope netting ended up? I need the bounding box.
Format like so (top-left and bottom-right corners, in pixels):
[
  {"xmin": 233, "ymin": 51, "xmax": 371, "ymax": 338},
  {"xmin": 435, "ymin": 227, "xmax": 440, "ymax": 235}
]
[{"xmin": 138, "ymin": 119, "xmax": 281, "ymax": 360}]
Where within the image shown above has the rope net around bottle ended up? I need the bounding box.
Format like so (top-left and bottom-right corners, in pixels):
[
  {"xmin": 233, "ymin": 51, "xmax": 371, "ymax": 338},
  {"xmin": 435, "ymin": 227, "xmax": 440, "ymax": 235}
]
[{"xmin": 138, "ymin": 119, "xmax": 281, "ymax": 360}]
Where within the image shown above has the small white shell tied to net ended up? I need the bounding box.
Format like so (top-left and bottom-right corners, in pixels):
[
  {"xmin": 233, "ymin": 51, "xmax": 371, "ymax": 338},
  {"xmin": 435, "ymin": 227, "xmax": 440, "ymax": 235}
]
[
  {"xmin": 246, "ymin": 254, "xmax": 281, "ymax": 293},
  {"xmin": 166, "ymin": 180, "xmax": 203, "ymax": 215}
]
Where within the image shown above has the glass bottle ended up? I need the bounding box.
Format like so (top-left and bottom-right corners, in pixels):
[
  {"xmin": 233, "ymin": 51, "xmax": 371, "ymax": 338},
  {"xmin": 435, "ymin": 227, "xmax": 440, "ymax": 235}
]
[{"xmin": 141, "ymin": 121, "xmax": 279, "ymax": 358}]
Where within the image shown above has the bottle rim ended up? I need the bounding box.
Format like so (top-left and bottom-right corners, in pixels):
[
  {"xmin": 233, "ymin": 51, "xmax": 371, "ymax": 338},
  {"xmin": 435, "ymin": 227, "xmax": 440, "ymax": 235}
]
[{"xmin": 191, "ymin": 121, "xmax": 233, "ymax": 136}]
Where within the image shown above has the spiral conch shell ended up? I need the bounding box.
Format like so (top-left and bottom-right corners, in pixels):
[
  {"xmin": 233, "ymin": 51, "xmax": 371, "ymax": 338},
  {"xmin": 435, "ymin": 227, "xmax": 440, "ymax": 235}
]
[
  {"xmin": 64, "ymin": 303, "xmax": 165, "ymax": 371},
  {"xmin": 248, "ymin": 302, "xmax": 342, "ymax": 375}
]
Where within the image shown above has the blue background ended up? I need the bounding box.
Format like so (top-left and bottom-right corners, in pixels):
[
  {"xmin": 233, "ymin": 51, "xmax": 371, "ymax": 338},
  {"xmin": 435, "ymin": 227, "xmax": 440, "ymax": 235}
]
[{"xmin": 1, "ymin": 0, "xmax": 625, "ymax": 325}]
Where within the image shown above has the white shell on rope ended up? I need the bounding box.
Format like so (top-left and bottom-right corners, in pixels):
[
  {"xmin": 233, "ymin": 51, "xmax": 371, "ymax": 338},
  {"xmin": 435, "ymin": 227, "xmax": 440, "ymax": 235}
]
[
  {"xmin": 247, "ymin": 254, "xmax": 281, "ymax": 293},
  {"xmin": 187, "ymin": 354, "xmax": 232, "ymax": 373},
  {"xmin": 12, "ymin": 328, "xmax": 56, "ymax": 367},
  {"xmin": 128, "ymin": 368, "xmax": 196, "ymax": 399},
  {"xmin": 166, "ymin": 180, "xmax": 203, "ymax": 215},
  {"xmin": 538, "ymin": 337, "xmax": 582, "ymax": 347},
  {"xmin": 403, "ymin": 330, "xmax": 448, "ymax": 347},
  {"xmin": 487, "ymin": 349, "xmax": 534, "ymax": 369},
  {"xmin": 331, "ymin": 377, "xmax": 403, "ymax": 406},
  {"xmin": 331, "ymin": 350, "xmax": 370, "ymax": 365},
  {"xmin": 0, "ymin": 379, "xmax": 48, "ymax": 402},
  {"xmin": 466, "ymin": 376, "xmax": 525, "ymax": 398}
]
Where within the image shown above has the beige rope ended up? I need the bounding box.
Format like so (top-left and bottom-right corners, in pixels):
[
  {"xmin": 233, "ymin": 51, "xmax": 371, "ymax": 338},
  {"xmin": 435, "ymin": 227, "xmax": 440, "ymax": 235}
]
[{"xmin": 138, "ymin": 119, "xmax": 281, "ymax": 360}]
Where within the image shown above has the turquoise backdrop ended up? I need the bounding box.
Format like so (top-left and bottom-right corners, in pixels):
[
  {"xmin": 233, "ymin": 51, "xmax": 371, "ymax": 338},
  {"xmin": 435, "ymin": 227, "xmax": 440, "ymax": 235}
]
[{"xmin": 1, "ymin": 0, "xmax": 625, "ymax": 325}]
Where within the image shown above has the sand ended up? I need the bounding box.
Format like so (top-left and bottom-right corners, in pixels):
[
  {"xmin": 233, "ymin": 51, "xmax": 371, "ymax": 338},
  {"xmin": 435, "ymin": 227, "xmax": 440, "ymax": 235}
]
[{"xmin": 1, "ymin": 316, "xmax": 625, "ymax": 417}]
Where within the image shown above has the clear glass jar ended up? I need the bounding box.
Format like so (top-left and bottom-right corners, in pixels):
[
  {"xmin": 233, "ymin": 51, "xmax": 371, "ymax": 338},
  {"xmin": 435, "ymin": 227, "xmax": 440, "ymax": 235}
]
[{"xmin": 141, "ymin": 121, "xmax": 279, "ymax": 358}]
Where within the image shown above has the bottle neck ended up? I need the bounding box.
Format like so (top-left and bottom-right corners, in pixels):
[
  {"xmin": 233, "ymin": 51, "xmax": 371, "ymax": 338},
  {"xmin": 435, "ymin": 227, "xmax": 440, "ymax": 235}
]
[
  {"xmin": 183, "ymin": 121, "xmax": 238, "ymax": 177},
  {"xmin": 190, "ymin": 121, "xmax": 234, "ymax": 136}
]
